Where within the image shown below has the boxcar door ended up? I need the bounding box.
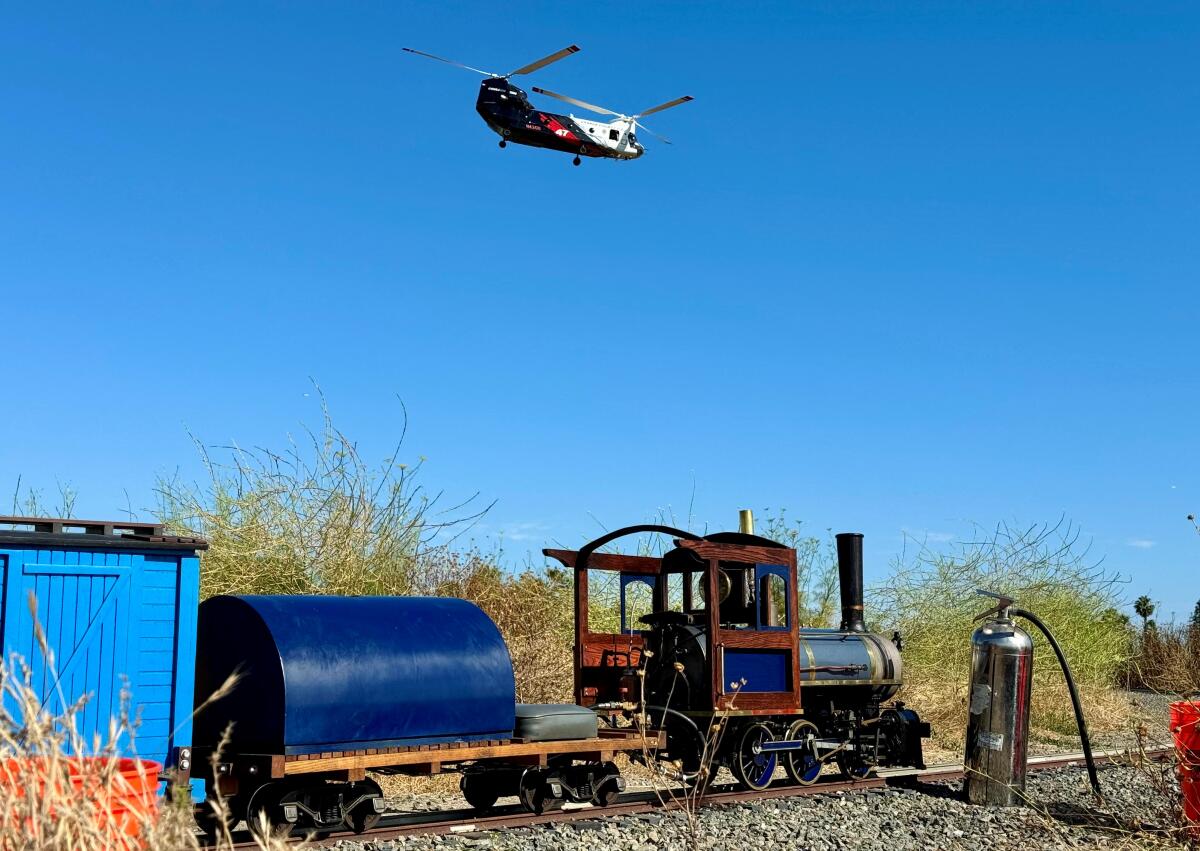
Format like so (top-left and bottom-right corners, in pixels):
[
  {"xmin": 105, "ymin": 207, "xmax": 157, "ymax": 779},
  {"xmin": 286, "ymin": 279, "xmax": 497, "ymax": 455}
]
[{"xmin": 4, "ymin": 550, "xmax": 134, "ymax": 751}]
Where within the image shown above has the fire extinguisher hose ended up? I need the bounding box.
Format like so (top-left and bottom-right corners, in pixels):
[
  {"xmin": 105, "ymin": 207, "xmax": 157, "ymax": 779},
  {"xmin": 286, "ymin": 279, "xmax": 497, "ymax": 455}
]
[{"xmin": 1012, "ymin": 607, "xmax": 1102, "ymax": 799}]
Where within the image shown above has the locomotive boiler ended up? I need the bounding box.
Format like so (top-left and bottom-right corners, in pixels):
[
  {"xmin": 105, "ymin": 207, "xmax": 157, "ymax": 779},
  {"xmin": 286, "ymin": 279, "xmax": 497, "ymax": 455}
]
[{"xmin": 545, "ymin": 519, "xmax": 929, "ymax": 789}]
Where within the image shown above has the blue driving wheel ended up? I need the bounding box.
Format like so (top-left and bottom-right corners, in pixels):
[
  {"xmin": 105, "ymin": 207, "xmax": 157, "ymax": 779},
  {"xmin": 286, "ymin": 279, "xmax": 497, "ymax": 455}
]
[
  {"xmin": 731, "ymin": 722, "xmax": 777, "ymax": 791},
  {"xmin": 783, "ymin": 719, "xmax": 823, "ymax": 786}
]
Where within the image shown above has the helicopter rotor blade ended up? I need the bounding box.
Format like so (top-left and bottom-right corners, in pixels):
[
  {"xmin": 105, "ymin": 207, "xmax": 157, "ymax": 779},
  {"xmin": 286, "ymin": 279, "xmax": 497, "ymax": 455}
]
[
  {"xmin": 401, "ymin": 47, "xmax": 496, "ymax": 77},
  {"xmin": 634, "ymin": 120, "xmax": 672, "ymax": 145},
  {"xmin": 508, "ymin": 45, "xmax": 581, "ymax": 77},
  {"xmin": 634, "ymin": 95, "xmax": 694, "ymax": 118},
  {"xmin": 531, "ymin": 86, "xmax": 624, "ymax": 117}
]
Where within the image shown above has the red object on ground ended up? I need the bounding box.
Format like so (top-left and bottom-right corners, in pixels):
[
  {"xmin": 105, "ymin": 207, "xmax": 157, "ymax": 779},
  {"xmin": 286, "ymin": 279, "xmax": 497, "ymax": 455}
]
[
  {"xmin": 0, "ymin": 756, "xmax": 162, "ymax": 847},
  {"xmin": 1171, "ymin": 701, "xmax": 1200, "ymax": 829}
]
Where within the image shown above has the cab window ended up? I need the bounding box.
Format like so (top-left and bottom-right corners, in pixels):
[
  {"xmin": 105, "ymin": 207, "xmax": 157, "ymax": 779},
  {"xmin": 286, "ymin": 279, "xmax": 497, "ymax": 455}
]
[
  {"xmin": 756, "ymin": 565, "xmax": 790, "ymax": 630},
  {"xmin": 621, "ymin": 576, "xmax": 655, "ymax": 634}
]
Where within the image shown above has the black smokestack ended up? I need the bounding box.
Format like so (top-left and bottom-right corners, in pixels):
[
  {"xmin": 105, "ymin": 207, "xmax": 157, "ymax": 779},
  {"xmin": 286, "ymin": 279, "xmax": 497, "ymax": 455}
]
[{"xmin": 836, "ymin": 532, "xmax": 865, "ymax": 633}]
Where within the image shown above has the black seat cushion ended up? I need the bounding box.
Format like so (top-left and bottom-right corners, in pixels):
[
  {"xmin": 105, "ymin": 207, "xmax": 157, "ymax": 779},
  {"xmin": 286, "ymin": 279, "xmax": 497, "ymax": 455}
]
[{"xmin": 514, "ymin": 703, "xmax": 598, "ymax": 742}]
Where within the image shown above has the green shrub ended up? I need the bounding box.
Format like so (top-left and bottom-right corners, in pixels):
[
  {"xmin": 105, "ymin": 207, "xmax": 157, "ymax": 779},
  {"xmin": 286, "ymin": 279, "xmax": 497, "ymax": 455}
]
[{"xmin": 870, "ymin": 520, "xmax": 1134, "ymax": 749}]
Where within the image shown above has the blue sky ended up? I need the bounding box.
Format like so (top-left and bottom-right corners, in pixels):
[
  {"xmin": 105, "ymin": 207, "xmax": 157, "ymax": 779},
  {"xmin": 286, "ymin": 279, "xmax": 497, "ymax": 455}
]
[{"xmin": 2, "ymin": 2, "xmax": 1197, "ymax": 615}]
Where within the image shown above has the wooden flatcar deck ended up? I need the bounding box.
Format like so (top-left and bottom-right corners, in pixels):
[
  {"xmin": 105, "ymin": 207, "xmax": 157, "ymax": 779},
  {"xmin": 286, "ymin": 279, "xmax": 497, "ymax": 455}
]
[{"xmin": 230, "ymin": 727, "xmax": 664, "ymax": 781}]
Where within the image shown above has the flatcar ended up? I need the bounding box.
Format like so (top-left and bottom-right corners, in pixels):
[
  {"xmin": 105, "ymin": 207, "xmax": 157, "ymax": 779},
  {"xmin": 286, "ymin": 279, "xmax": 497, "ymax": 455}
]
[{"xmin": 188, "ymin": 594, "xmax": 657, "ymax": 836}]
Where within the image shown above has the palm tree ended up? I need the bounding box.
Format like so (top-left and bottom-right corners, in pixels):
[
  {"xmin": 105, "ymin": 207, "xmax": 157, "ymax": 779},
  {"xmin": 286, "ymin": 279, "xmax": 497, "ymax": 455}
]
[{"xmin": 1134, "ymin": 595, "xmax": 1156, "ymax": 632}]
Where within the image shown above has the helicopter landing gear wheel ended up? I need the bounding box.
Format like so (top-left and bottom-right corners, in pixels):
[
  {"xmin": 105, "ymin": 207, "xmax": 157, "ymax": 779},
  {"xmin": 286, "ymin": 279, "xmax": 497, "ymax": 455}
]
[
  {"xmin": 499, "ymin": 140, "xmax": 507, "ymax": 148},
  {"xmin": 572, "ymin": 155, "xmax": 581, "ymax": 166},
  {"xmin": 730, "ymin": 722, "xmax": 777, "ymax": 791},
  {"xmin": 782, "ymin": 719, "xmax": 822, "ymax": 786}
]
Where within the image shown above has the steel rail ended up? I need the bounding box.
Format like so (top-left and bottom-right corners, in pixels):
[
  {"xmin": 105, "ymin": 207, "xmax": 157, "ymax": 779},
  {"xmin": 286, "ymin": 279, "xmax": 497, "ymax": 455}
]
[{"xmin": 214, "ymin": 746, "xmax": 1169, "ymax": 848}]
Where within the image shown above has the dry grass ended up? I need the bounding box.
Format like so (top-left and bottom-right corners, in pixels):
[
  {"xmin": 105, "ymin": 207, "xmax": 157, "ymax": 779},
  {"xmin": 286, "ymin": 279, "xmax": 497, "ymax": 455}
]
[{"xmin": 1124, "ymin": 623, "xmax": 1200, "ymax": 694}]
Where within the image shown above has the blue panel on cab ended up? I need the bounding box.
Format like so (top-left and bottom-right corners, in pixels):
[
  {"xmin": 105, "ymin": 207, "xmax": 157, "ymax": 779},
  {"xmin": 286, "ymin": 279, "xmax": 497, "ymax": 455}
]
[
  {"xmin": 725, "ymin": 649, "xmax": 791, "ymax": 693},
  {"xmin": 194, "ymin": 595, "xmax": 517, "ymax": 755}
]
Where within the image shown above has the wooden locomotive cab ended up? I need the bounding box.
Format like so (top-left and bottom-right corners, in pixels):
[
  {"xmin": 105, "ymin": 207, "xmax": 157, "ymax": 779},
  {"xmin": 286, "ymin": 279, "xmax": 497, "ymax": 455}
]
[{"xmin": 547, "ymin": 531, "xmax": 802, "ymax": 715}]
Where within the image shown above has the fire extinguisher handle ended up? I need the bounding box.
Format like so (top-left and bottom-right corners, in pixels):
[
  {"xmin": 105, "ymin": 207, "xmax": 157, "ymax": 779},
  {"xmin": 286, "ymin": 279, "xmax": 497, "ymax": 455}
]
[{"xmin": 973, "ymin": 589, "xmax": 1015, "ymax": 621}]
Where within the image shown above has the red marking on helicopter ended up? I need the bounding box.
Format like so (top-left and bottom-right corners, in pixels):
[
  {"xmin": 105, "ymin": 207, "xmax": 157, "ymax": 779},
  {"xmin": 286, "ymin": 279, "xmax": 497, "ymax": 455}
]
[{"xmin": 539, "ymin": 114, "xmax": 578, "ymax": 141}]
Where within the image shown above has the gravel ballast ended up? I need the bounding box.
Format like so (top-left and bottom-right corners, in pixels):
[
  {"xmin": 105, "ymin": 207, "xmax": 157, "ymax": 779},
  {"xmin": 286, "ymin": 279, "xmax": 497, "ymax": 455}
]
[{"xmin": 327, "ymin": 763, "xmax": 1184, "ymax": 851}]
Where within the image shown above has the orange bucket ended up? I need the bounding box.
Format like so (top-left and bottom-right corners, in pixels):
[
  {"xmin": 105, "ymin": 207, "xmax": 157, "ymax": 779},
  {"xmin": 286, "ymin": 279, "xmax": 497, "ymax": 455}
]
[
  {"xmin": 1171, "ymin": 700, "xmax": 1200, "ymax": 832},
  {"xmin": 0, "ymin": 756, "xmax": 162, "ymax": 847}
]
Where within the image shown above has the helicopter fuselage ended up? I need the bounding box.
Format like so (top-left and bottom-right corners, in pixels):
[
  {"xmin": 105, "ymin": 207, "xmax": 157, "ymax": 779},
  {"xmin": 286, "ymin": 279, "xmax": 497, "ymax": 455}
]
[{"xmin": 475, "ymin": 79, "xmax": 644, "ymax": 160}]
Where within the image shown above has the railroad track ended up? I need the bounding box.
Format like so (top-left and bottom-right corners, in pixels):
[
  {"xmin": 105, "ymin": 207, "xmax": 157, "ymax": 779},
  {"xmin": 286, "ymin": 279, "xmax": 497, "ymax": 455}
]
[{"xmin": 218, "ymin": 747, "xmax": 1170, "ymax": 848}]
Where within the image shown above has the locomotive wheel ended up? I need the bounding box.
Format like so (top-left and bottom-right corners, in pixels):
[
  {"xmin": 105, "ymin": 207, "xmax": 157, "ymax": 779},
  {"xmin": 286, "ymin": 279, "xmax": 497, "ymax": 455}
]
[
  {"xmin": 782, "ymin": 719, "xmax": 822, "ymax": 786},
  {"xmin": 730, "ymin": 722, "xmax": 777, "ymax": 791},
  {"xmin": 836, "ymin": 752, "xmax": 874, "ymax": 781},
  {"xmin": 347, "ymin": 778, "xmax": 384, "ymax": 834},
  {"xmin": 461, "ymin": 773, "xmax": 500, "ymax": 811}
]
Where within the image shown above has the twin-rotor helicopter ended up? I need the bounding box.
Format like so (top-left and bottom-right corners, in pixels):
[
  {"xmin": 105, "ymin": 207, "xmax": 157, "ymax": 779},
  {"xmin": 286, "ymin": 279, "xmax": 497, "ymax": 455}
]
[{"xmin": 402, "ymin": 44, "xmax": 693, "ymax": 166}]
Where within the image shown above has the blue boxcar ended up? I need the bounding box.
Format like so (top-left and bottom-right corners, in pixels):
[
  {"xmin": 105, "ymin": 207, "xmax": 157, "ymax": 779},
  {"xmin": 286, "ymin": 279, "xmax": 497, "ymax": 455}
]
[{"xmin": 0, "ymin": 517, "xmax": 205, "ymax": 794}]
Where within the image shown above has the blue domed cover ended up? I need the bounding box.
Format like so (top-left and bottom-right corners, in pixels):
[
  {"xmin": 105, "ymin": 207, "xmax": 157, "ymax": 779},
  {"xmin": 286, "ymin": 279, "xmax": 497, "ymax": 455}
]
[{"xmin": 194, "ymin": 595, "xmax": 516, "ymax": 755}]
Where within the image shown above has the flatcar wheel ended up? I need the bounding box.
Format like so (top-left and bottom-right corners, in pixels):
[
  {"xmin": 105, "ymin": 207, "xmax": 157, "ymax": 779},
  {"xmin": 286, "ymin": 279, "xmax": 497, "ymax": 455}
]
[
  {"xmin": 461, "ymin": 774, "xmax": 500, "ymax": 812},
  {"xmin": 730, "ymin": 722, "xmax": 777, "ymax": 791},
  {"xmin": 518, "ymin": 769, "xmax": 564, "ymax": 814},
  {"xmin": 193, "ymin": 802, "xmax": 228, "ymax": 838},
  {"xmin": 836, "ymin": 752, "xmax": 874, "ymax": 781},
  {"xmin": 594, "ymin": 761, "xmax": 622, "ymax": 806},
  {"xmin": 783, "ymin": 719, "xmax": 822, "ymax": 786},
  {"xmin": 518, "ymin": 769, "xmax": 546, "ymax": 814},
  {"xmin": 348, "ymin": 778, "xmax": 384, "ymax": 834},
  {"xmin": 244, "ymin": 784, "xmax": 295, "ymax": 840}
]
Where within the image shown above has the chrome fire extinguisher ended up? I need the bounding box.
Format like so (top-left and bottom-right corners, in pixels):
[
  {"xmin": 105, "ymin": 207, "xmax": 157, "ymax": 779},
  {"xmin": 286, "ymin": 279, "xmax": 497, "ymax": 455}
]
[
  {"xmin": 965, "ymin": 591, "xmax": 1033, "ymax": 805},
  {"xmin": 964, "ymin": 590, "xmax": 1102, "ymax": 807}
]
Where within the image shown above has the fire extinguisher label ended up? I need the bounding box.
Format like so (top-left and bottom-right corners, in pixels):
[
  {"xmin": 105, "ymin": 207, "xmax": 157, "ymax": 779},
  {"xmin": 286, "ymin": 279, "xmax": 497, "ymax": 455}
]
[
  {"xmin": 970, "ymin": 684, "xmax": 992, "ymax": 714},
  {"xmin": 978, "ymin": 731, "xmax": 1005, "ymax": 750}
]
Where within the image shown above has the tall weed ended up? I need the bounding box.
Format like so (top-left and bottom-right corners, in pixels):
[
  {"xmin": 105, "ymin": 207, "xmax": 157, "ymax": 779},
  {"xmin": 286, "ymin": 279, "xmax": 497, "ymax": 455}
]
[{"xmin": 155, "ymin": 392, "xmax": 489, "ymax": 599}]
